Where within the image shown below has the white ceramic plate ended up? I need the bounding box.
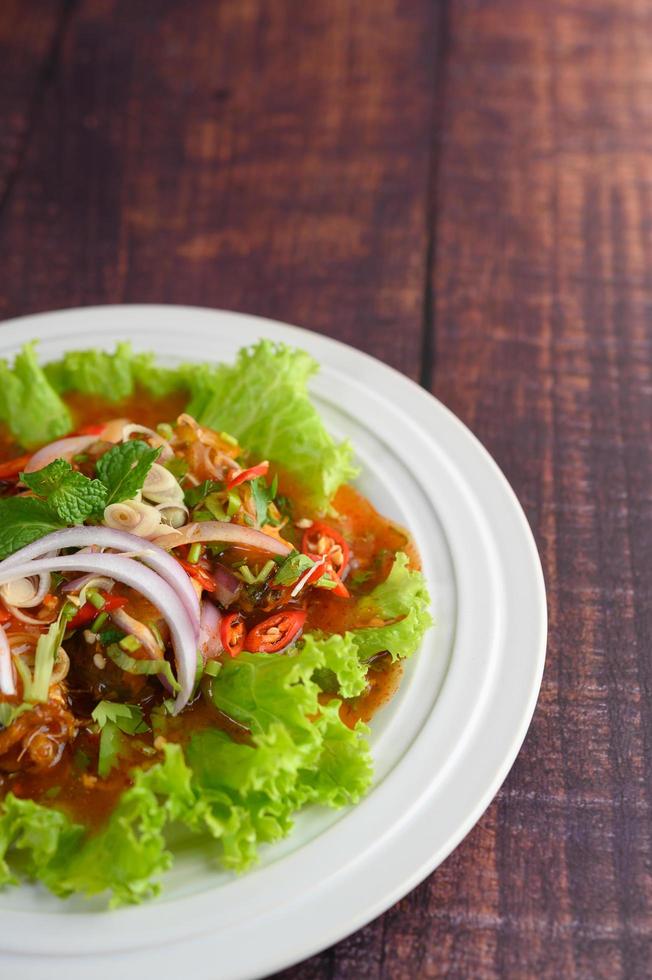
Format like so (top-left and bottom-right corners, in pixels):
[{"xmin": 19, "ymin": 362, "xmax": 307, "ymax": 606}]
[{"xmin": 0, "ymin": 306, "xmax": 546, "ymax": 980}]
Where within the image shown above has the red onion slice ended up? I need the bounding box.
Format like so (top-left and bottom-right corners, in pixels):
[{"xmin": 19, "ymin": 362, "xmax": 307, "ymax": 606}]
[
  {"xmin": 0, "ymin": 555, "xmax": 197, "ymax": 714},
  {"xmin": 199, "ymin": 600, "xmax": 223, "ymax": 661},
  {"xmin": 1, "ymin": 528, "xmax": 200, "ymax": 637},
  {"xmin": 24, "ymin": 435, "xmax": 101, "ymax": 473},
  {"xmin": 0, "ymin": 624, "xmax": 16, "ymax": 697},
  {"xmin": 212, "ymin": 563, "xmax": 242, "ymax": 607},
  {"xmin": 153, "ymin": 520, "xmax": 292, "ymax": 556}
]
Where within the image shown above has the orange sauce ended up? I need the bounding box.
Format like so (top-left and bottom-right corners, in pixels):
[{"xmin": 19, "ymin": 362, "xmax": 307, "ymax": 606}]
[{"xmin": 0, "ymin": 390, "xmax": 419, "ymax": 829}]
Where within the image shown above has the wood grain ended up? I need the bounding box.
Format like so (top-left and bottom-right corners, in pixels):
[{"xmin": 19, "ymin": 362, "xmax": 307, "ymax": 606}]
[
  {"xmin": 0, "ymin": 0, "xmax": 436, "ymax": 378},
  {"xmin": 0, "ymin": 1, "xmax": 651, "ymax": 978}
]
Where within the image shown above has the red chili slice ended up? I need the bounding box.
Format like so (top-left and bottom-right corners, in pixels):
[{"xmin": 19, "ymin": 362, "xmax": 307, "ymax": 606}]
[
  {"xmin": 69, "ymin": 593, "xmax": 128, "ymax": 629},
  {"xmin": 0, "ymin": 453, "xmax": 33, "ymax": 481},
  {"xmin": 220, "ymin": 612, "xmax": 245, "ymax": 658},
  {"xmin": 300, "ymin": 522, "xmax": 350, "ymax": 575},
  {"xmin": 177, "ymin": 558, "xmax": 217, "ymax": 593},
  {"xmin": 244, "ymin": 610, "xmax": 306, "ymax": 654},
  {"xmin": 304, "ymin": 554, "xmax": 350, "ymax": 598},
  {"xmin": 225, "ymin": 460, "xmax": 270, "ymax": 490}
]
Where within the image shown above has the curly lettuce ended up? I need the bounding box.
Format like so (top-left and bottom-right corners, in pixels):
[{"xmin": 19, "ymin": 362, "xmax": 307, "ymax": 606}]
[
  {"xmin": 0, "ymin": 636, "xmax": 373, "ymax": 905},
  {"xmin": 184, "ymin": 341, "xmax": 358, "ymax": 510},
  {"xmin": 3, "ymin": 340, "xmax": 355, "ymax": 512},
  {"xmin": 0, "ymin": 344, "xmax": 71, "ymax": 448}
]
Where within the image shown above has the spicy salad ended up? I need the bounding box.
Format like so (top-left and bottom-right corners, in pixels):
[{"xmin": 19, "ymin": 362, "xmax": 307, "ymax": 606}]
[{"xmin": 0, "ymin": 341, "xmax": 431, "ymax": 905}]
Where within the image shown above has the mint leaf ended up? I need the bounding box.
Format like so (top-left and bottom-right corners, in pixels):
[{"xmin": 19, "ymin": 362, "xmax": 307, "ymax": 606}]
[
  {"xmin": 273, "ymin": 550, "xmax": 315, "ymax": 586},
  {"xmin": 21, "ymin": 459, "xmax": 107, "ymax": 523},
  {"xmin": 0, "ymin": 497, "xmax": 64, "ymax": 560},
  {"xmin": 96, "ymin": 441, "xmax": 161, "ymax": 505}
]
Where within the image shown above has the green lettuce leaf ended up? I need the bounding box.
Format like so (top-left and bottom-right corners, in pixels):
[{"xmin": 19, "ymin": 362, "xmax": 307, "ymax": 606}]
[
  {"xmin": 0, "ymin": 637, "xmax": 373, "ymax": 905},
  {"xmin": 45, "ymin": 342, "xmax": 184, "ymax": 402},
  {"xmin": 0, "ymin": 344, "xmax": 71, "ymax": 448},
  {"xmin": 185, "ymin": 341, "xmax": 358, "ymax": 510},
  {"xmin": 352, "ymin": 552, "xmax": 433, "ymax": 661},
  {"xmin": 0, "ymin": 793, "xmax": 84, "ymax": 889},
  {"xmin": 1, "ymin": 341, "xmax": 355, "ymax": 510}
]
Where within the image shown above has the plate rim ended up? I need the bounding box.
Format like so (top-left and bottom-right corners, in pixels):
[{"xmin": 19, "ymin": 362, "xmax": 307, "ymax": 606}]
[{"xmin": 0, "ymin": 304, "xmax": 547, "ymax": 979}]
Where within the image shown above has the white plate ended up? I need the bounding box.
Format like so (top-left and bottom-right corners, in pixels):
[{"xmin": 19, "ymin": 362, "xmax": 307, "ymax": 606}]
[{"xmin": 0, "ymin": 306, "xmax": 546, "ymax": 980}]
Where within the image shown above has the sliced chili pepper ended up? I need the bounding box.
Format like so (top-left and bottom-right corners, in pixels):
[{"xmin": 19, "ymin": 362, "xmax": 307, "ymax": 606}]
[
  {"xmin": 301, "ymin": 522, "xmax": 350, "ymax": 575},
  {"xmin": 244, "ymin": 610, "xmax": 306, "ymax": 654},
  {"xmin": 220, "ymin": 612, "xmax": 245, "ymax": 658},
  {"xmin": 177, "ymin": 558, "xmax": 217, "ymax": 593},
  {"xmin": 225, "ymin": 460, "xmax": 270, "ymax": 490},
  {"xmin": 69, "ymin": 593, "xmax": 128, "ymax": 629},
  {"xmin": 0, "ymin": 453, "xmax": 33, "ymax": 481},
  {"xmin": 304, "ymin": 553, "xmax": 350, "ymax": 598}
]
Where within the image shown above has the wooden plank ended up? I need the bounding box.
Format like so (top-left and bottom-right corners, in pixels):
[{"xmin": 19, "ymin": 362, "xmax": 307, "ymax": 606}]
[
  {"xmin": 0, "ymin": 0, "xmax": 437, "ymax": 377},
  {"xmin": 0, "ymin": 0, "xmax": 64, "ymax": 201},
  {"xmin": 422, "ymin": 1, "xmax": 652, "ymax": 978}
]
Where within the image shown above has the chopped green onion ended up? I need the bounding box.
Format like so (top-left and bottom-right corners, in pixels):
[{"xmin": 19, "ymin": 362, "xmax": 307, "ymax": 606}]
[
  {"xmin": 91, "ymin": 610, "xmax": 109, "ymax": 632},
  {"xmin": 86, "ymin": 589, "xmax": 105, "ymax": 610},
  {"xmin": 72, "ymin": 453, "xmax": 89, "ymax": 463},
  {"xmin": 255, "ymin": 559, "xmax": 276, "ymax": 584},
  {"xmin": 238, "ymin": 565, "xmax": 256, "ymax": 585},
  {"xmin": 187, "ymin": 543, "xmax": 202, "ymax": 564},
  {"xmin": 119, "ymin": 634, "xmax": 141, "ymax": 653},
  {"xmin": 106, "ymin": 644, "xmax": 180, "ymax": 692},
  {"xmin": 226, "ymin": 490, "xmax": 241, "ymax": 516},
  {"xmin": 221, "ymin": 431, "xmax": 238, "ymax": 446},
  {"xmin": 157, "ymin": 422, "xmax": 174, "ymax": 440},
  {"xmin": 192, "ymin": 509, "xmax": 213, "ymax": 523},
  {"xmin": 204, "ymin": 660, "xmax": 221, "ymax": 677}
]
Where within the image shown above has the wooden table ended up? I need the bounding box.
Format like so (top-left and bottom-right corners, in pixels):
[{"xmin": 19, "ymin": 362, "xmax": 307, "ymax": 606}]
[{"xmin": 1, "ymin": 1, "xmax": 650, "ymax": 977}]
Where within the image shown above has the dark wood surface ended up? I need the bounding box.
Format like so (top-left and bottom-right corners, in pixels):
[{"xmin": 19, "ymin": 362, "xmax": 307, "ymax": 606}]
[{"xmin": 1, "ymin": 1, "xmax": 650, "ymax": 977}]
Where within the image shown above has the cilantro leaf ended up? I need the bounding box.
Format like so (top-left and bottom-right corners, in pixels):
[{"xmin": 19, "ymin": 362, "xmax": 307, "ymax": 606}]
[
  {"xmin": 273, "ymin": 550, "xmax": 315, "ymax": 586},
  {"xmin": 96, "ymin": 441, "xmax": 161, "ymax": 506},
  {"xmin": 92, "ymin": 702, "xmax": 150, "ymax": 778},
  {"xmin": 184, "ymin": 480, "xmax": 222, "ymax": 508},
  {"xmin": 250, "ymin": 476, "xmax": 277, "ymax": 527},
  {"xmin": 21, "ymin": 459, "xmax": 107, "ymax": 523},
  {"xmin": 0, "ymin": 497, "xmax": 64, "ymax": 560},
  {"xmin": 97, "ymin": 722, "xmax": 124, "ymax": 778},
  {"xmin": 92, "ymin": 701, "xmax": 149, "ymax": 735}
]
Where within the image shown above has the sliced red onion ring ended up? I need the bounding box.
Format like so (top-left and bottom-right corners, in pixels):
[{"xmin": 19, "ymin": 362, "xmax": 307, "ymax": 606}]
[
  {"xmin": 0, "ymin": 554, "xmax": 197, "ymax": 714},
  {"xmin": 212, "ymin": 562, "xmax": 242, "ymax": 607},
  {"xmin": 62, "ymin": 573, "xmax": 114, "ymax": 594},
  {"xmin": 0, "ymin": 624, "xmax": 16, "ymax": 697},
  {"xmin": 24, "ymin": 435, "xmax": 100, "ymax": 473},
  {"xmin": 1, "ymin": 528, "xmax": 200, "ymax": 637},
  {"xmin": 199, "ymin": 600, "xmax": 223, "ymax": 661},
  {"xmin": 152, "ymin": 520, "xmax": 292, "ymax": 556}
]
